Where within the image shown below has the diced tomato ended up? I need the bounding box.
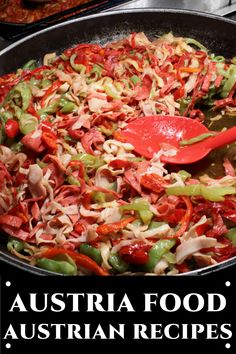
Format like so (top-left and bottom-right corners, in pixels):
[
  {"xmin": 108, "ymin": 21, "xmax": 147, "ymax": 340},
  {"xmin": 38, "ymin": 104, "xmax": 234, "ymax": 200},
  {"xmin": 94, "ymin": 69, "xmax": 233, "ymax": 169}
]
[
  {"xmin": 108, "ymin": 159, "xmax": 133, "ymax": 169},
  {"xmin": 41, "ymin": 132, "xmax": 57, "ymax": 151},
  {"xmin": 5, "ymin": 119, "xmax": 20, "ymax": 139},
  {"xmin": 119, "ymin": 242, "xmax": 151, "ymax": 264}
]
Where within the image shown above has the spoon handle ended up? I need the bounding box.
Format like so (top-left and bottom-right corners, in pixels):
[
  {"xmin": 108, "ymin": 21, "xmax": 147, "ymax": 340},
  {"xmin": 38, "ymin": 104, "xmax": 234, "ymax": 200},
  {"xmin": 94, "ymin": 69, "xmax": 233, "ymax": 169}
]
[{"xmin": 205, "ymin": 126, "xmax": 236, "ymax": 150}]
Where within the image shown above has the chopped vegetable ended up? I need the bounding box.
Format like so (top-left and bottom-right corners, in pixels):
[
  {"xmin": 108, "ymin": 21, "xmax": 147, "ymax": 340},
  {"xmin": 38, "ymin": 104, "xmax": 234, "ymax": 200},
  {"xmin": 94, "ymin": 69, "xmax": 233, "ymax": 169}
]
[
  {"xmin": 109, "ymin": 253, "xmax": 129, "ymax": 273},
  {"xmin": 144, "ymin": 239, "xmax": 176, "ymax": 272},
  {"xmin": 120, "ymin": 199, "xmax": 153, "ymax": 224},
  {"xmin": 166, "ymin": 184, "xmax": 236, "ymax": 202},
  {"xmin": 0, "ymin": 31, "xmax": 235, "ymax": 276},
  {"xmin": 5, "ymin": 119, "xmax": 20, "ymax": 139},
  {"xmin": 36, "ymin": 257, "xmax": 77, "ymax": 275},
  {"xmin": 80, "ymin": 244, "xmax": 102, "ymax": 264},
  {"xmin": 225, "ymin": 228, "xmax": 236, "ymax": 246}
]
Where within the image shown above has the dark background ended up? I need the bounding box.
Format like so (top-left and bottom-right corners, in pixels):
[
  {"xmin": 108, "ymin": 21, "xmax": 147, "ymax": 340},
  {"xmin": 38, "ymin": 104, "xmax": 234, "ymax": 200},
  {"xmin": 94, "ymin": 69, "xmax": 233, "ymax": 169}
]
[{"xmin": 0, "ymin": 260, "xmax": 235, "ymax": 353}]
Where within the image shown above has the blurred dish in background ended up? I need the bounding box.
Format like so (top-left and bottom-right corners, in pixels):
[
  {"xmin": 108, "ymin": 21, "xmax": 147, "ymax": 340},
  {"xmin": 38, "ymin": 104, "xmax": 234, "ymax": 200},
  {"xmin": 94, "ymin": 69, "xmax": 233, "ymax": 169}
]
[{"xmin": 0, "ymin": 0, "xmax": 92, "ymax": 23}]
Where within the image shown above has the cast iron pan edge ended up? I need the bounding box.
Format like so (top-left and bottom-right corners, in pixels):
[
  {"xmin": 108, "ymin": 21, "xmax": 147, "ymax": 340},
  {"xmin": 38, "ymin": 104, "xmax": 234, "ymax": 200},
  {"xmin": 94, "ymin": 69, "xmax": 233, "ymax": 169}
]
[{"xmin": 0, "ymin": 9, "xmax": 236, "ymax": 275}]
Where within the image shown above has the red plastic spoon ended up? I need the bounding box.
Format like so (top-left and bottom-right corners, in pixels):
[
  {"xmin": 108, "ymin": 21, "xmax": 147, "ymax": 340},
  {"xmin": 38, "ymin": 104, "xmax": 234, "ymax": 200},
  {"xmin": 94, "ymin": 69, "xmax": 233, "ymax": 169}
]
[{"xmin": 121, "ymin": 115, "xmax": 236, "ymax": 164}]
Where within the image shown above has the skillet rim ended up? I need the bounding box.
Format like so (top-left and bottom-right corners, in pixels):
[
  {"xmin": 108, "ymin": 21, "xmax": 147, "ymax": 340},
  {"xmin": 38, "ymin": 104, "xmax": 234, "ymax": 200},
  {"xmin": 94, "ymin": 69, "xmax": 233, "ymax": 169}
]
[{"xmin": 1, "ymin": 8, "xmax": 236, "ymax": 57}]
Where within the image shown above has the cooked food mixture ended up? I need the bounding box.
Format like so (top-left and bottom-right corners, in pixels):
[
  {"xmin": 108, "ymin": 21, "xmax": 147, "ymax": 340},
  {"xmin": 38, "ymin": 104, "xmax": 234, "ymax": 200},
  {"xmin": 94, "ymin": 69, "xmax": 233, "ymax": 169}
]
[
  {"xmin": 0, "ymin": 0, "xmax": 92, "ymax": 24},
  {"xmin": 0, "ymin": 32, "xmax": 236, "ymax": 275}
]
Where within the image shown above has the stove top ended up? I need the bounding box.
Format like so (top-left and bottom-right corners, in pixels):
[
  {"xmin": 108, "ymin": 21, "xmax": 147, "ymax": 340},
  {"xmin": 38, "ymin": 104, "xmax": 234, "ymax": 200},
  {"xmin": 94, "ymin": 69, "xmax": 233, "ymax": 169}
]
[
  {"xmin": 0, "ymin": 0, "xmax": 235, "ymax": 50},
  {"xmin": 112, "ymin": 0, "xmax": 236, "ymax": 17}
]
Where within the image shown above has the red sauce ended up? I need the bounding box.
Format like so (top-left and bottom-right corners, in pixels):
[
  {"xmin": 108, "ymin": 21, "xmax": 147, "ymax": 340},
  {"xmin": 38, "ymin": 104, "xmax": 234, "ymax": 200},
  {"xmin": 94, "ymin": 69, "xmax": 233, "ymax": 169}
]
[{"xmin": 0, "ymin": 0, "xmax": 93, "ymax": 24}]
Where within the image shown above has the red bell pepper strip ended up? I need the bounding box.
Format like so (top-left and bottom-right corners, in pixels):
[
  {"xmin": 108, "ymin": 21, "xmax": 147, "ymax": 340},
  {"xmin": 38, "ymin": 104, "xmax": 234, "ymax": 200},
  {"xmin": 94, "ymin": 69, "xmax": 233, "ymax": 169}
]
[
  {"xmin": 166, "ymin": 196, "xmax": 193, "ymax": 239},
  {"xmin": 40, "ymin": 80, "xmax": 62, "ymax": 107},
  {"xmin": 27, "ymin": 103, "xmax": 40, "ymax": 120},
  {"xmin": 140, "ymin": 173, "xmax": 167, "ymax": 194},
  {"xmin": 96, "ymin": 217, "xmax": 136, "ymax": 236},
  {"xmin": 74, "ymin": 223, "xmax": 85, "ymax": 235},
  {"xmin": 174, "ymin": 86, "xmax": 185, "ymax": 100},
  {"xmin": 212, "ymin": 244, "xmax": 236, "ymax": 263},
  {"xmin": 41, "ymin": 120, "xmax": 53, "ymax": 133},
  {"xmin": 36, "ymin": 247, "xmax": 108, "ymax": 276},
  {"xmin": 5, "ymin": 119, "xmax": 20, "ymax": 139},
  {"xmin": 67, "ymin": 160, "xmax": 85, "ymax": 178},
  {"xmin": 108, "ymin": 159, "xmax": 133, "ymax": 169}
]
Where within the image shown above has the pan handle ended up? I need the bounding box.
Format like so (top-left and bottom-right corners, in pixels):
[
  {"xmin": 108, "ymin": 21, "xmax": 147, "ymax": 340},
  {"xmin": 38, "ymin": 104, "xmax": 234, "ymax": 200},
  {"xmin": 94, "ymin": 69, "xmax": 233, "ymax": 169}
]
[{"xmin": 215, "ymin": 3, "xmax": 236, "ymax": 17}]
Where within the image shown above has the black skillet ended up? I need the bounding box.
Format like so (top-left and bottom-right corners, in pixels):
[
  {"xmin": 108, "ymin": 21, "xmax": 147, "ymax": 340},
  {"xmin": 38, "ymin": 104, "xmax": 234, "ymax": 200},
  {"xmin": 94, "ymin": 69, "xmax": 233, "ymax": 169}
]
[{"xmin": 0, "ymin": 9, "xmax": 236, "ymax": 275}]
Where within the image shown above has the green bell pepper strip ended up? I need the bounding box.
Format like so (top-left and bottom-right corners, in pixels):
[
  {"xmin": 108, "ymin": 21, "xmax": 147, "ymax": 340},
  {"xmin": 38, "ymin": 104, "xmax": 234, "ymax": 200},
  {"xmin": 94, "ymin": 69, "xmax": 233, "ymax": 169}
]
[
  {"xmin": 7, "ymin": 238, "xmax": 24, "ymax": 253},
  {"xmin": 86, "ymin": 64, "xmax": 103, "ymax": 83},
  {"xmin": 61, "ymin": 102, "xmax": 75, "ymax": 113},
  {"xmin": 144, "ymin": 239, "xmax": 176, "ymax": 272},
  {"xmin": 72, "ymin": 153, "xmax": 105, "ymax": 170},
  {"xmin": 166, "ymin": 184, "xmax": 236, "ymax": 202},
  {"xmin": 36, "ymin": 158, "xmax": 48, "ymax": 169},
  {"xmin": 163, "ymin": 251, "xmax": 176, "ymax": 264},
  {"xmin": 211, "ymin": 55, "xmax": 225, "ymax": 63},
  {"xmin": 179, "ymin": 98, "xmax": 191, "ymax": 115},
  {"xmin": 36, "ymin": 258, "xmax": 77, "ymax": 275},
  {"xmin": 37, "ymin": 102, "xmax": 59, "ymax": 118},
  {"xmin": 60, "ymin": 53, "xmax": 69, "ymax": 61},
  {"xmin": 179, "ymin": 132, "xmax": 216, "ymax": 146},
  {"xmin": 79, "ymin": 244, "xmax": 102, "ymax": 265},
  {"xmin": 10, "ymin": 142, "xmax": 23, "ymax": 152},
  {"xmin": 92, "ymin": 191, "xmax": 106, "ymax": 204},
  {"xmin": 225, "ymin": 228, "xmax": 236, "ymax": 246},
  {"xmin": 41, "ymin": 79, "xmax": 52, "ymax": 88},
  {"xmin": 99, "ymin": 122, "xmax": 117, "ymax": 136},
  {"xmin": 19, "ymin": 113, "xmax": 38, "ymax": 135},
  {"xmin": 66, "ymin": 175, "xmax": 81, "ymax": 186},
  {"xmin": 109, "ymin": 253, "xmax": 129, "ymax": 273},
  {"xmin": 185, "ymin": 38, "xmax": 208, "ymax": 51},
  {"xmin": 22, "ymin": 59, "xmax": 37, "ymax": 70},
  {"xmin": 201, "ymin": 185, "xmax": 236, "ymax": 202},
  {"xmin": 0, "ymin": 111, "xmax": 12, "ymax": 143},
  {"xmin": 149, "ymin": 221, "xmax": 167, "ymax": 229},
  {"xmin": 120, "ymin": 199, "xmax": 153, "ymax": 224},
  {"xmin": 130, "ymin": 75, "xmax": 141, "ymax": 85},
  {"xmin": 177, "ymin": 170, "xmax": 192, "ymax": 181},
  {"xmin": 104, "ymin": 83, "xmax": 121, "ymax": 99},
  {"xmin": 139, "ymin": 210, "xmax": 154, "ymax": 225},
  {"xmin": 14, "ymin": 82, "xmax": 32, "ymax": 111},
  {"xmin": 70, "ymin": 54, "xmax": 86, "ymax": 74},
  {"xmin": 221, "ymin": 65, "xmax": 236, "ymax": 98},
  {"xmin": 60, "ymin": 101, "xmax": 76, "ymax": 114}
]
